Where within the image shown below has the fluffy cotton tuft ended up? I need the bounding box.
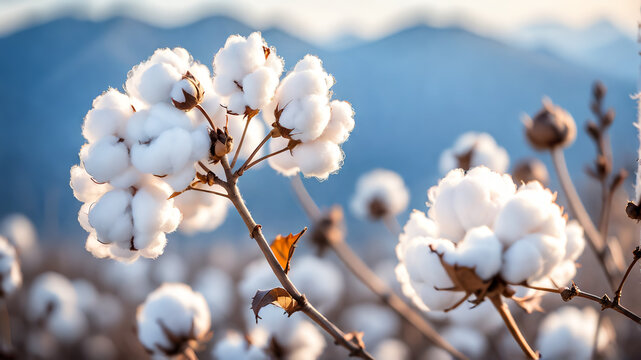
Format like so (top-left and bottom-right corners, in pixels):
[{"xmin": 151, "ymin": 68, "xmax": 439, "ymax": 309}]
[
  {"xmin": 0, "ymin": 236, "xmax": 21, "ymax": 297},
  {"xmin": 192, "ymin": 266, "xmax": 234, "ymax": 325},
  {"xmin": 537, "ymin": 306, "xmax": 614, "ymax": 360},
  {"xmin": 0, "ymin": 213, "xmax": 40, "ymax": 268},
  {"xmin": 212, "ymin": 331, "xmax": 268, "ymax": 360},
  {"xmin": 264, "ymin": 56, "xmax": 354, "ymax": 180},
  {"xmin": 438, "ymin": 132, "xmax": 509, "ymax": 174},
  {"xmin": 28, "ymin": 272, "xmax": 88, "ymax": 343},
  {"xmin": 395, "ymin": 167, "xmax": 584, "ymax": 311},
  {"xmin": 136, "ymin": 283, "xmax": 211, "ymax": 357},
  {"xmin": 350, "ymin": 169, "xmax": 410, "ymax": 220}
]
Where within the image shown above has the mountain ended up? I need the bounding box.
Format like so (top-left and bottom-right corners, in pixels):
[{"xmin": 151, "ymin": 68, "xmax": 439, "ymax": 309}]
[
  {"xmin": 0, "ymin": 16, "xmax": 637, "ymax": 245},
  {"xmin": 505, "ymin": 20, "xmax": 639, "ymax": 81}
]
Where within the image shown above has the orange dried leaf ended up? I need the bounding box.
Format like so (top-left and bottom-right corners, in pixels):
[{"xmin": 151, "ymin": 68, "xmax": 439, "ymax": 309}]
[
  {"xmin": 345, "ymin": 331, "xmax": 366, "ymax": 351},
  {"xmin": 251, "ymin": 288, "xmax": 299, "ymax": 323},
  {"xmin": 270, "ymin": 228, "xmax": 307, "ymax": 274}
]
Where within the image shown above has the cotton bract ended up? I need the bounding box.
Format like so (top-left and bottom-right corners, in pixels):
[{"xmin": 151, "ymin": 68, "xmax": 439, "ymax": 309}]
[
  {"xmin": 136, "ymin": 283, "xmax": 211, "ymax": 357},
  {"xmin": 438, "ymin": 132, "xmax": 509, "ymax": 174},
  {"xmin": 350, "ymin": 169, "xmax": 410, "ymax": 220},
  {"xmin": 395, "ymin": 167, "xmax": 585, "ymax": 311}
]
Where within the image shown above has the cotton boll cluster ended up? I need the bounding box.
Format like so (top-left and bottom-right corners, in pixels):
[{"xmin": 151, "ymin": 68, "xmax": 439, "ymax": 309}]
[
  {"xmin": 264, "ymin": 56, "xmax": 355, "ymax": 179},
  {"xmin": 438, "ymin": 132, "xmax": 509, "ymax": 174},
  {"xmin": 350, "ymin": 169, "xmax": 410, "ymax": 220},
  {"xmin": 0, "ymin": 236, "xmax": 21, "ymax": 297},
  {"xmin": 136, "ymin": 283, "xmax": 211, "ymax": 357},
  {"xmin": 537, "ymin": 306, "xmax": 614, "ymax": 360},
  {"xmin": 212, "ymin": 331, "xmax": 268, "ymax": 360},
  {"xmin": 27, "ymin": 272, "xmax": 88, "ymax": 343},
  {"xmin": 395, "ymin": 167, "xmax": 585, "ymax": 311},
  {"xmin": 212, "ymin": 32, "xmax": 283, "ymax": 115},
  {"xmin": 341, "ymin": 303, "xmax": 400, "ymax": 348},
  {"xmin": 0, "ymin": 213, "xmax": 40, "ymax": 269},
  {"xmin": 192, "ymin": 266, "xmax": 234, "ymax": 326}
]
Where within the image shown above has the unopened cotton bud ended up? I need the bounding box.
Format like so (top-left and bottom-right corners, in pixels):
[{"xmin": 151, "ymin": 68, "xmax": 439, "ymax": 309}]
[
  {"xmin": 208, "ymin": 128, "xmax": 233, "ymax": 163},
  {"xmin": 524, "ymin": 98, "xmax": 576, "ymax": 150},
  {"xmin": 511, "ymin": 158, "xmax": 549, "ymax": 186},
  {"xmin": 171, "ymin": 72, "xmax": 204, "ymax": 111}
]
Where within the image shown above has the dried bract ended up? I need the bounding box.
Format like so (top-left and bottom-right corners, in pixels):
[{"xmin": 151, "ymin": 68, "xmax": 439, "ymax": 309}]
[{"xmin": 524, "ymin": 98, "xmax": 576, "ymax": 150}]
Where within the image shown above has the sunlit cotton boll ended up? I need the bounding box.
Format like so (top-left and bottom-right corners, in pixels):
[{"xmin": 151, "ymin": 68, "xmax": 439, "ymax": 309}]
[
  {"xmin": 341, "ymin": 303, "xmax": 400, "ymax": 348},
  {"xmin": 192, "ymin": 266, "xmax": 234, "ymax": 326},
  {"xmin": 350, "ymin": 169, "xmax": 410, "ymax": 220},
  {"xmin": 537, "ymin": 306, "xmax": 614, "ymax": 360},
  {"xmin": 28, "ymin": 272, "xmax": 88, "ymax": 343},
  {"xmin": 174, "ymin": 183, "xmax": 229, "ymax": 234},
  {"xmin": 82, "ymin": 88, "xmax": 134, "ymax": 143},
  {"xmin": 0, "ymin": 236, "xmax": 21, "ymax": 297},
  {"xmin": 136, "ymin": 283, "xmax": 211, "ymax": 357},
  {"xmin": 395, "ymin": 167, "xmax": 581, "ymax": 311},
  {"xmin": 85, "ymin": 177, "xmax": 182, "ymax": 262},
  {"xmin": 213, "ymin": 32, "xmax": 283, "ymax": 115},
  {"xmin": 212, "ymin": 331, "xmax": 268, "ymax": 360},
  {"xmin": 438, "ymin": 132, "xmax": 509, "ymax": 174},
  {"xmin": 0, "ymin": 213, "xmax": 40, "ymax": 269}
]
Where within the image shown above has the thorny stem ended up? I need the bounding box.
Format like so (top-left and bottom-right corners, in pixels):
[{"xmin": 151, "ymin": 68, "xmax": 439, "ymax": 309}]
[
  {"xmin": 550, "ymin": 148, "xmax": 618, "ymax": 290},
  {"xmin": 234, "ymin": 131, "xmax": 273, "ymax": 177},
  {"xmin": 489, "ymin": 294, "xmax": 539, "ymax": 359},
  {"xmin": 522, "ymin": 283, "xmax": 641, "ymax": 324},
  {"xmin": 238, "ymin": 146, "xmax": 289, "ymax": 176},
  {"xmin": 195, "ymin": 104, "xmax": 216, "ymax": 131},
  {"xmin": 290, "ymin": 175, "xmax": 469, "ymax": 360},
  {"xmin": 219, "ymin": 156, "xmax": 374, "ymax": 359},
  {"xmin": 230, "ymin": 114, "xmax": 254, "ymax": 169}
]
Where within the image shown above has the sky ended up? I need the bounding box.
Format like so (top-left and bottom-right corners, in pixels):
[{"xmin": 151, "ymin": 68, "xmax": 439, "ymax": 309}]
[{"xmin": 0, "ymin": 0, "xmax": 639, "ymax": 43}]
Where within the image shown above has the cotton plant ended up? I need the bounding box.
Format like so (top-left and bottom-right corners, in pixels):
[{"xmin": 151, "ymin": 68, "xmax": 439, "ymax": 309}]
[
  {"xmin": 438, "ymin": 132, "xmax": 509, "ymax": 174},
  {"xmin": 350, "ymin": 169, "xmax": 410, "ymax": 222},
  {"xmin": 0, "ymin": 236, "xmax": 22, "ymax": 297},
  {"xmin": 536, "ymin": 306, "xmax": 615, "ymax": 360},
  {"xmin": 136, "ymin": 283, "xmax": 211, "ymax": 358},
  {"xmin": 27, "ymin": 272, "xmax": 88, "ymax": 344},
  {"xmin": 0, "ymin": 213, "xmax": 40, "ymax": 269},
  {"xmin": 395, "ymin": 166, "xmax": 586, "ymax": 358}
]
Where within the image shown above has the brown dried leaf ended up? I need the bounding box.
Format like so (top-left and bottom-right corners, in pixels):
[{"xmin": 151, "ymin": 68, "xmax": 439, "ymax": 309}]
[
  {"xmin": 344, "ymin": 331, "xmax": 366, "ymax": 352},
  {"xmin": 251, "ymin": 288, "xmax": 299, "ymax": 323},
  {"xmin": 270, "ymin": 228, "xmax": 307, "ymax": 274},
  {"xmin": 511, "ymin": 294, "xmax": 545, "ymax": 314}
]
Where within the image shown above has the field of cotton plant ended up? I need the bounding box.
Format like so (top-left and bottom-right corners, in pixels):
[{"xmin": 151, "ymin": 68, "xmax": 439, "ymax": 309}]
[{"xmin": 1, "ymin": 3, "xmax": 641, "ymax": 360}]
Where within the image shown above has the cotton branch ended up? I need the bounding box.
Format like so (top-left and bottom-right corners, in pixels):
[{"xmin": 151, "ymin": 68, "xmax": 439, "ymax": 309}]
[
  {"xmin": 489, "ymin": 294, "xmax": 540, "ymax": 359},
  {"xmin": 290, "ymin": 175, "xmax": 469, "ymax": 360}
]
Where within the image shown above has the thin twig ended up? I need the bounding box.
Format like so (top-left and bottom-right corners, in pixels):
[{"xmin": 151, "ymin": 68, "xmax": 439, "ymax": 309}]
[
  {"xmin": 196, "ymin": 104, "xmax": 216, "ymax": 131},
  {"xmin": 613, "ymin": 247, "xmax": 641, "ymax": 305},
  {"xmin": 550, "ymin": 148, "xmax": 617, "ymax": 290},
  {"xmin": 238, "ymin": 146, "xmax": 289, "ymax": 175},
  {"xmin": 489, "ymin": 294, "xmax": 539, "ymax": 359},
  {"xmin": 234, "ymin": 131, "xmax": 272, "ymax": 176},
  {"xmin": 187, "ymin": 186, "xmax": 229, "ymax": 198},
  {"xmin": 230, "ymin": 115, "xmax": 253, "ymax": 169},
  {"xmin": 290, "ymin": 175, "xmax": 469, "ymax": 360},
  {"xmin": 221, "ymin": 157, "xmax": 374, "ymax": 359}
]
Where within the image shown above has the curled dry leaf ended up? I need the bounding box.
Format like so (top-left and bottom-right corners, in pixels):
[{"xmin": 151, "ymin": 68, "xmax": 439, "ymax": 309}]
[
  {"xmin": 270, "ymin": 227, "xmax": 307, "ymax": 274},
  {"xmin": 344, "ymin": 331, "xmax": 366, "ymax": 353},
  {"xmin": 511, "ymin": 293, "xmax": 545, "ymax": 314},
  {"xmin": 251, "ymin": 287, "xmax": 300, "ymax": 323}
]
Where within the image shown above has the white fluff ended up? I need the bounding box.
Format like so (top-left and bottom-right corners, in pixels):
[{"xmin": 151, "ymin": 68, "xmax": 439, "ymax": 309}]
[
  {"xmin": 537, "ymin": 306, "xmax": 613, "ymax": 360},
  {"xmin": 28, "ymin": 272, "xmax": 87, "ymax": 343},
  {"xmin": 212, "ymin": 331, "xmax": 268, "ymax": 360},
  {"xmin": 174, "ymin": 183, "xmax": 229, "ymax": 234},
  {"xmin": 0, "ymin": 236, "xmax": 21, "ymax": 297},
  {"xmin": 438, "ymin": 132, "xmax": 509, "ymax": 174},
  {"xmin": 0, "ymin": 213, "xmax": 40, "ymax": 268},
  {"xmin": 192, "ymin": 266, "xmax": 234, "ymax": 325},
  {"xmin": 350, "ymin": 168, "xmax": 410, "ymax": 220},
  {"xmin": 82, "ymin": 88, "xmax": 133, "ymax": 143},
  {"xmin": 136, "ymin": 283, "xmax": 211, "ymax": 356},
  {"xmin": 372, "ymin": 338, "xmax": 410, "ymax": 360},
  {"xmin": 396, "ymin": 167, "xmax": 584, "ymax": 311}
]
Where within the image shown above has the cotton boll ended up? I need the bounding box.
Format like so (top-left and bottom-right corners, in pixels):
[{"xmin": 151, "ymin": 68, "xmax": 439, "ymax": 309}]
[
  {"xmin": 564, "ymin": 220, "xmax": 585, "ymax": 262},
  {"xmin": 277, "ymin": 95, "xmax": 331, "ymax": 142},
  {"xmin": 130, "ymin": 179, "xmax": 181, "ymax": 253},
  {"xmin": 341, "ymin": 303, "xmax": 399, "ymax": 348},
  {"xmin": 397, "ymin": 210, "xmax": 438, "ymax": 258},
  {"xmin": 319, "ymin": 100, "xmax": 355, "ymax": 144},
  {"xmin": 212, "ymin": 331, "xmax": 268, "ymax": 360},
  {"xmin": 131, "ymin": 128, "xmax": 194, "ymax": 176},
  {"xmin": 442, "ymin": 226, "xmax": 502, "ymax": 280},
  {"xmin": 537, "ymin": 306, "xmax": 613, "ymax": 360},
  {"xmin": 267, "ymin": 137, "xmax": 300, "ymax": 176},
  {"xmin": 174, "ymin": 184, "xmax": 229, "ymax": 234},
  {"xmin": 88, "ymin": 189, "xmax": 134, "ymax": 245},
  {"xmin": 136, "ymin": 283, "xmax": 211, "ymax": 357},
  {"xmin": 438, "ymin": 132, "xmax": 509, "ymax": 174},
  {"xmin": 442, "ymin": 326, "xmax": 487, "ymax": 358},
  {"xmin": 293, "ymin": 140, "xmax": 343, "ymax": 180},
  {"xmin": 192, "ymin": 267, "xmax": 234, "ymax": 325},
  {"xmin": 500, "ymin": 239, "xmax": 544, "ymax": 284},
  {"xmin": 0, "ymin": 213, "xmax": 40, "ymax": 269},
  {"xmin": 373, "ymin": 339, "xmax": 410, "ymax": 360},
  {"xmin": 350, "ymin": 169, "xmax": 410, "ymax": 220},
  {"xmin": 277, "ymin": 320, "xmax": 326, "ymax": 360},
  {"xmin": 0, "ymin": 237, "xmax": 21, "ymax": 297},
  {"xmin": 82, "ymin": 88, "xmax": 133, "ymax": 143},
  {"xmin": 243, "ymin": 67, "xmax": 280, "ymax": 110},
  {"xmin": 289, "ymin": 256, "xmax": 344, "ymax": 312},
  {"xmin": 81, "ymin": 136, "xmax": 131, "ymax": 183}
]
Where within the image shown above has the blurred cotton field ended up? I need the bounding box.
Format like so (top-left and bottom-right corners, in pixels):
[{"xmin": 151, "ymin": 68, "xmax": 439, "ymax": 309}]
[{"xmin": 1, "ymin": 1, "xmax": 641, "ymax": 359}]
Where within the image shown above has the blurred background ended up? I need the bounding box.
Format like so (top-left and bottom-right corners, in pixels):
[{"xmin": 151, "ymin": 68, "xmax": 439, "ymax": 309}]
[{"xmin": 1, "ymin": 1, "xmax": 641, "ymax": 359}]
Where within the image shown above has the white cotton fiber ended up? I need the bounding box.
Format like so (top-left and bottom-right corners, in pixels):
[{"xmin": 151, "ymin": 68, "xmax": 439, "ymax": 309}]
[
  {"xmin": 442, "ymin": 226, "xmax": 502, "ymax": 280},
  {"xmin": 350, "ymin": 168, "xmax": 410, "ymax": 220},
  {"xmin": 438, "ymin": 132, "xmax": 509, "ymax": 174}
]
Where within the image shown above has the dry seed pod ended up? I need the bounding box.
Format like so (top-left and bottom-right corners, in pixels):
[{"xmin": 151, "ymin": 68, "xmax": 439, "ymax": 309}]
[
  {"xmin": 208, "ymin": 128, "xmax": 233, "ymax": 163},
  {"xmin": 524, "ymin": 98, "xmax": 576, "ymax": 150},
  {"xmin": 171, "ymin": 72, "xmax": 204, "ymax": 111},
  {"xmin": 512, "ymin": 158, "xmax": 549, "ymax": 186}
]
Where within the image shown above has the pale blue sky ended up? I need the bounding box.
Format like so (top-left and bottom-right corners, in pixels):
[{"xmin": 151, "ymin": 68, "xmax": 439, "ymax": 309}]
[{"xmin": 0, "ymin": 0, "xmax": 638, "ymax": 42}]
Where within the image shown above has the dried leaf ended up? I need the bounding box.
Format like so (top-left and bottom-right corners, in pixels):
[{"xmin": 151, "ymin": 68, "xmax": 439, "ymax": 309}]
[
  {"xmin": 251, "ymin": 288, "xmax": 300, "ymax": 323},
  {"xmin": 511, "ymin": 294, "xmax": 545, "ymax": 314},
  {"xmin": 270, "ymin": 228, "xmax": 307, "ymax": 274},
  {"xmin": 344, "ymin": 331, "xmax": 366, "ymax": 352}
]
